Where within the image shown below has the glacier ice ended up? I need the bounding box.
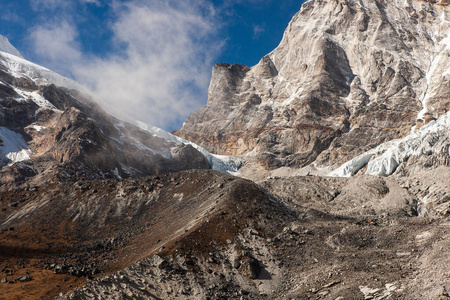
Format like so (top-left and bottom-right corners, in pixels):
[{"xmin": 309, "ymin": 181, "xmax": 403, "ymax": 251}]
[
  {"xmin": 330, "ymin": 112, "xmax": 450, "ymax": 177},
  {"xmin": 136, "ymin": 121, "xmax": 242, "ymax": 174}
]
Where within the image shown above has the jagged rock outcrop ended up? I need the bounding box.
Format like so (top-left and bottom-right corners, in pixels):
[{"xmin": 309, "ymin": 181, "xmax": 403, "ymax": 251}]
[{"xmin": 175, "ymin": 0, "xmax": 450, "ymax": 178}]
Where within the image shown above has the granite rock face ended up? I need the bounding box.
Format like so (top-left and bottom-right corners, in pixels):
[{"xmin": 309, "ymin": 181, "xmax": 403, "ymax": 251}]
[{"xmin": 175, "ymin": 0, "xmax": 450, "ymax": 176}]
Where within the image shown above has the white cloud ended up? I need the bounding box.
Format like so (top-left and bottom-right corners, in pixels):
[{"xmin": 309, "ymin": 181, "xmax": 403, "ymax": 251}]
[
  {"xmin": 27, "ymin": 0, "xmax": 222, "ymax": 130},
  {"xmin": 28, "ymin": 21, "xmax": 82, "ymax": 75},
  {"xmin": 71, "ymin": 0, "xmax": 221, "ymax": 130},
  {"xmin": 31, "ymin": 0, "xmax": 70, "ymax": 11},
  {"xmin": 253, "ymin": 24, "xmax": 265, "ymax": 39}
]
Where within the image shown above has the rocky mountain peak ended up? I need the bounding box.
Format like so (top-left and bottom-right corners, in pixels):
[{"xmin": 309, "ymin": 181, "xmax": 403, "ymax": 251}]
[
  {"xmin": 0, "ymin": 35, "xmax": 23, "ymax": 58},
  {"xmin": 175, "ymin": 0, "xmax": 450, "ymax": 180}
]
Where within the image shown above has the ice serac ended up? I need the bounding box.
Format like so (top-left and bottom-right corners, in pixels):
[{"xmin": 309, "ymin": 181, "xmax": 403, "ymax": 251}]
[
  {"xmin": 0, "ymin": 127, "xmax": 31, "ymax": 167},
  {"xmin": 174, "ymin": 0, "xmax": 450, "ymax": 179},
  {"xmin": 330, "ymin": 111, "xmax": 450, "ymax": 177}
]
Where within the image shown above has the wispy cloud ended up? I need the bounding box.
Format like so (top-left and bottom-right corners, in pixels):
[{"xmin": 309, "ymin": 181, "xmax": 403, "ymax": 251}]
[
  {"xmin": 31, "ymin": 0, "xmax": 100, "ymax": 11},
  {"xmin": 222, "ymin": 0, "xmax": 273, "ymax": 9},
  {"xmin": 80, "ymin": 0, "xmax": 101, "ymax": 5},
  {"xmin": 30, "ymin": 0, "xmax": 70, "ymax": 11},
  {"xmin": 253, "ymin": 24, "xmax": 265, "ymax": 39},
  {"xmin": 28, "ymin": 21, "xmax": 82, "ymax": 75},
  {"xmin": 1, "ymin": 11, "xmax": 23, "ymax": 24}
]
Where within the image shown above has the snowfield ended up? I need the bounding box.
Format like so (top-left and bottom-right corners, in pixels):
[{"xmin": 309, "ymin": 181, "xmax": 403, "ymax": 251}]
[{"xmin": 0, "ymin": 35, "xmax": 23, "ymax": 58}]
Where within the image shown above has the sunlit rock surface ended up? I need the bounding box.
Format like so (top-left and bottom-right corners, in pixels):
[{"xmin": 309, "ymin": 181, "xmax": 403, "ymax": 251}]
[{"xmin": 175, "ymin": 0, "xmax": 450, "ymax": 179}]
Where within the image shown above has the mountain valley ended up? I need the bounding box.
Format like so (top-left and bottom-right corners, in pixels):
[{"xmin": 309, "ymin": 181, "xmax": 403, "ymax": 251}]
[{"xmin": 0, "ymin": 0, "xmax": 449, "ymax": 299}]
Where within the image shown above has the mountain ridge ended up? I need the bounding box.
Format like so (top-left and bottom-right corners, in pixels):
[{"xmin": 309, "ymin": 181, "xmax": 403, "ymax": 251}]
[
  {"xmin": 175, "ymin": 0, "xmax": 450, "ymax": 180},
  {"xmin": 0, "ymin": 47, "xmax": 241, "ymax": 191},
  {"xmin": 0, "ymin": 35, "xmax": 23, "ymax": 58}
]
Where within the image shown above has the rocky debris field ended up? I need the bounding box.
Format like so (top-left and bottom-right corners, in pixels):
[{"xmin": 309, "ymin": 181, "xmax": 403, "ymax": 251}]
[{"xmin": 2, "ymin": 168, "xmax": 450, "ymax": 299}]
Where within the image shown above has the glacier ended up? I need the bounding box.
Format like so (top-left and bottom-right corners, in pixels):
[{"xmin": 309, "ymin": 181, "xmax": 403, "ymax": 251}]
[
  {"xmin": 136, "ymin": 121, "xmax": 242, "ymax": 174},
  {"xmin": 330, "ymin": 112, "xmax": 450, "ymax": 177}
]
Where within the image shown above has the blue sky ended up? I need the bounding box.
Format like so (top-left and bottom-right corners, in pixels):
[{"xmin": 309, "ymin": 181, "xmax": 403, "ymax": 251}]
[{"xmin": 0, "ymin": 0, "xmax": 306, "ymax": 131}]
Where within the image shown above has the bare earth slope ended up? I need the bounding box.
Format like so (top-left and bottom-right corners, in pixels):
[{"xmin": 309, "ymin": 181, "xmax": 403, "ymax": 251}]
[{"xmin": 0, "ymin": 168, "xmax": 445, "ymax": 299}]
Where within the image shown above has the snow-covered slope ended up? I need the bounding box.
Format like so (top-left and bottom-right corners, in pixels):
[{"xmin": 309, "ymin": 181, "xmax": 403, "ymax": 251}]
[
  {"xmin": 137, "ymin": 121, "xmax": 242, "ymax": 173},
  {"xmin": 0, "ymin": 39, "xmax": 241, "ymax": 176},
  {"xmin": 0, "ymin": 50, "xmax": 84, "ymax": 91},
  {"xmin": 0, "ymin": 35, "xmax": 23, "ymax": 58},
  {"xmin": 0, "ymin": 127, "xmax": 31, "ymax": 167}
]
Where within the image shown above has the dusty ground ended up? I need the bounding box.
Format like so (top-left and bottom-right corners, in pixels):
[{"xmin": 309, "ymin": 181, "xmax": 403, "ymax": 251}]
[{"xmin": 1, "ymin": 168, "xmax": 450, "ymax": 299}]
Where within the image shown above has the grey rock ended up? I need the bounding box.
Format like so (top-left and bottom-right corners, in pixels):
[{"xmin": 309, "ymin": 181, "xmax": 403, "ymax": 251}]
[
  {"xmin": 16, "ymin": 275, "xmax": 33, "ymax": 282},
  {"xmin": 175, "ymin": 0, "xmax": 450, "ymax": 178}
]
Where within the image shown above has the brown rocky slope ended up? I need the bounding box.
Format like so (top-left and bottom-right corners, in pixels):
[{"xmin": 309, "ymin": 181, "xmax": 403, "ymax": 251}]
[{"xmin": 1, "ymin": 168, "xmax": 449, "ymax": 299}]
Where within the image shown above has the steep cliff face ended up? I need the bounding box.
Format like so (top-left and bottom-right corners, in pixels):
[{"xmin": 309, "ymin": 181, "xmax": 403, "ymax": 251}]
[{"xmin": 175, "ymin": 0, "xmax": 450, "ymax": 176}]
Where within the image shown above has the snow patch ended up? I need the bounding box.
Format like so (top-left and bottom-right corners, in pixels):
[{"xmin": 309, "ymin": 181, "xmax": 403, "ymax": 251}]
[
  {"xmin": 0, "ymin": 127, "xmax": 31, "ymax": 166},
  {"xmin": 27, "ymin": 125, "xmax": 46, "ymax": 132},
  {"xmin": 0, "ymin": 35, "xmax": 23, "ymax": 58},
  {"xmin": 113, "ymin": 168, "xmax": 122, "ymax": 180},
  {"xmin": 0, "ymin": 51, "xmax": 84, "ymax": 91},
  {"xmin": 418, "ymin": 31, "xmax": 450, "ymax": 121},
  {"xmin": 13, "ymin": 88, "xmax": 59, "ymax": 110}
]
